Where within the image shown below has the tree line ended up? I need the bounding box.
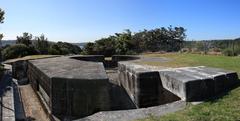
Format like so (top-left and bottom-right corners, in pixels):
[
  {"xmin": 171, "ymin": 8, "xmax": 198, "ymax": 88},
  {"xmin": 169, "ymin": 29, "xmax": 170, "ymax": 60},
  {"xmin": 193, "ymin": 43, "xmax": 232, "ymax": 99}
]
[
  {"xmin": 82, "ymin": 26, "xmax": 186, "ymax": 56},
  {"xmin": 2, "ymin": 32, "xmax": 82, "ymax": 60},
  {"xmin": 183, "ymin": 38, "xmax": 240, "ymax": 56}
]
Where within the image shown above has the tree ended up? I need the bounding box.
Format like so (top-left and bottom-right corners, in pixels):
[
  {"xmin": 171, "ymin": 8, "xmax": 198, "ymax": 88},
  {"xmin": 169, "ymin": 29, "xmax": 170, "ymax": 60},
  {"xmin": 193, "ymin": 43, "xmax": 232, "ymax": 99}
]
[
  {"xmin": 82, "ymin": 26, "xmax": 187, "ymax": 55},
  {"xmin": 82, "ymin": 42, "xmax": 96, "ymax": 55},
  {"xmin": 2, "ymin": 44, "xmax": 38, "ymax": 60},
  {"xmin": 34, "ymin": 34, "xmax": 50, "ymax": 54},
  {"xmin": 49, "ymin": 42, "xmax": 82, "ymax": 55},
  {"xmin": 0, "ymin": 8, "xmax": 5, "ymax": 62},
  {"xmin": 94, "ymin": 37, "xmax": 116, "ymax": 56},
  {"xmin": 16, "ymin": 32, "xmax": 33, "ymax": 46}
]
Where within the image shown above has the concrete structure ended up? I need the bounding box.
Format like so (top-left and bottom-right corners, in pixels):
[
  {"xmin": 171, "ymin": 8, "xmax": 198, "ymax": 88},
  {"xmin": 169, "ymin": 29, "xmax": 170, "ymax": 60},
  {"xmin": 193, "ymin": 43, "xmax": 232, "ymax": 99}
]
[
  {"xmin": 118, "ymin": 62, "xmax": 180, "ymax": 108},
  {"xmin": 118, "ymin": 62, "xmax": 239, "ymax": 105},
  {"xmin": 28, "ymin": 57, "xmax": 110, "ymax": 120},
  {"xmin": 7, "ymin": 55, "xmax": 239, "ymax": 121},
  {"xmin": 0, "ymin": 73, "xmax": 15, "ymax": 121},
  {"xmin": 160, "ymin": 67, "xmax": 239, "ymax": 101}
]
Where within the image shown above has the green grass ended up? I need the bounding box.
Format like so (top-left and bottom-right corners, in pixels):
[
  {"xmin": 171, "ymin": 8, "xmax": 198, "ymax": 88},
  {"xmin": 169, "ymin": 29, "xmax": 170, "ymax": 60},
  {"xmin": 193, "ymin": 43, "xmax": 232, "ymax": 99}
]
[
  {"xmin": 4, "ymin": 55, "xmax": 59, "ymax": 64},
  {"xmin": 137, "ymin": 53, "xmax": 240, "ymax": 121},
  {"xmin": 139, "ymin": 53, "xmax": 240, "ymax": 75}
]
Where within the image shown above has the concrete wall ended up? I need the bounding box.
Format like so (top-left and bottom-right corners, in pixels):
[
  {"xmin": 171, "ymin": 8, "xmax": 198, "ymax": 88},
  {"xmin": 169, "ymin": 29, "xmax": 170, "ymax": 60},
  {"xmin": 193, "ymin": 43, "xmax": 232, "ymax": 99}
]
[
  {"xmin": 159, "ymin": 67, "xmax": 239, "ymax": 101},
  {"xmin": 28, "ymin": 58, "xmax": 111, "ymax": 120},
  {"xmin": 118, "ymin": 62, "xmax": 179, "ymax": 108},
  {"xmin": 12, "ymin": 60, "xmax": 28, "ymax": 81},
  {"xmin": 28, "ymin": 62, "xmax": 51, "ymax": 106},
  {"xmin": 51, "ymin": 77, "xmax": 110, "ymax": 120}
]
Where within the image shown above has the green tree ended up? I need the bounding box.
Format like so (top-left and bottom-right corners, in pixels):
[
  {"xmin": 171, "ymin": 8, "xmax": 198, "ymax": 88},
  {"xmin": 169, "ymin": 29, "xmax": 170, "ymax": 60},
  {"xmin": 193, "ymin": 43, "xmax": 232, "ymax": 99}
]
[
  {"xmin": 82, "ymin": 42, "xmax": 96, "ymax": 55},
  {"xmin": 115, "ymin": 29, "xmax": 133, "ymax": 54},
  {"xmin": 49, "ymin": 42, "xmax": 82, "ymax": 55},
  {"xmin": 16, "ymin": 32, "xmax": 33, "ymax": 46},
  {"xmin": 94, "ymin": 37, "xmax": 116, "ymax": 56},
  {"xmin": 2, "ymin": 44, "xmax": 38, "ymax": 60},
  {"xmin": 0, "ymin": 8, "xmax": 5, "ymax": 62},
  {"xmin": 34, "ymin": 34, "xmax": 50, "ymax": 54}
]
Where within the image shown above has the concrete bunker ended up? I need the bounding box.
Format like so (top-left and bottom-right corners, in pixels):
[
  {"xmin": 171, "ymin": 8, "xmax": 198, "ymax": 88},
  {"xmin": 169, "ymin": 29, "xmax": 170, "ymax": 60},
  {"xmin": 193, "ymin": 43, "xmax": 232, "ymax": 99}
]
[
  {"xmin": 10, "ymin": 55, "xmax": 239, "ymax": 120},
  {"xmin": 28, "ymin": 57, "xmax": 111, "ymax": 120}
]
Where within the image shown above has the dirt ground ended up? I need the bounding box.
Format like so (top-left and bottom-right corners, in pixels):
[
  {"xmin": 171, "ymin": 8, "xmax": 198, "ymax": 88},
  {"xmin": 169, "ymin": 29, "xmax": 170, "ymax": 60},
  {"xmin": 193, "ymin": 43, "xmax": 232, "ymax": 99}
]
[{"xmin": 19, "ymin": 84, "xmax": 50, "ymax": 121}]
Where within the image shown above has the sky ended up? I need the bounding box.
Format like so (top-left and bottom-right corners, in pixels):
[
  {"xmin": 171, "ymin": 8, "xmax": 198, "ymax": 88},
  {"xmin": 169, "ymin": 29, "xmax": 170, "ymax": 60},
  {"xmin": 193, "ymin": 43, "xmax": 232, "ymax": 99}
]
[{"xmin": 1, "ymin": 0, "xmax": 240, "ymax": 43}]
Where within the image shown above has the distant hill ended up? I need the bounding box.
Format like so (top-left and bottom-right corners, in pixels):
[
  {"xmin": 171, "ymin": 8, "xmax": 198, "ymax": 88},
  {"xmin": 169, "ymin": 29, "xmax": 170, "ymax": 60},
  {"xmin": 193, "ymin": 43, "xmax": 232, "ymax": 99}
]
[
  {"xmin": 72, "ymin": 42, "xmax": 87, "ymax": 48},
  {"xmin": 1, "ymin": 40, "xmax": 87, "ymax": 49},
  {"xmin": 1, "ymin": 40, "xmax": 16, "ymax": 46}
]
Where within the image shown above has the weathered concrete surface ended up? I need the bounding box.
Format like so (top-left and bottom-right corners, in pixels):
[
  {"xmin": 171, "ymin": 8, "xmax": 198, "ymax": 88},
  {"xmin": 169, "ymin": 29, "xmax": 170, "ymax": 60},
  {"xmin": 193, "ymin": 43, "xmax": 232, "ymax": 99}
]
[
  {"xmin": 19, "ymin": 84, "xmax": 50, "ymax": 121},
  {"xmin": 0, "ymin": 72, "xmax": 15, "ymax": 121},
  {"xmin": 28, "ymin": 57, "xmax": 111, "ymax": 120},
  {"xmin": 160, "ymin": 66, "xmax": 239, "ymax": 101},
  {"xmin": 118, "ymin": 61, "xmax": 239, "ymax": 103},
  {"xmin": 12, "ymin": 60, "xmax": 28, "ymax": 84},
  {"xmin": 118, "ymin": 62, "xmax": 180, "ymax": 108},
  {"xmin": 76, "ymin": 101, "xmax": 186, "ymax": 121}
]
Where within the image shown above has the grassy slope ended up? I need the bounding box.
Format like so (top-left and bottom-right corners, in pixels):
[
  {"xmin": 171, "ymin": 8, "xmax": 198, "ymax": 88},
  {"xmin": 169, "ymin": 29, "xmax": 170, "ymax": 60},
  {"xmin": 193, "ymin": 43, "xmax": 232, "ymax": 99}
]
[{"xmin": 138, "ymin": 53, "xmax": 240, "ymax": 121}]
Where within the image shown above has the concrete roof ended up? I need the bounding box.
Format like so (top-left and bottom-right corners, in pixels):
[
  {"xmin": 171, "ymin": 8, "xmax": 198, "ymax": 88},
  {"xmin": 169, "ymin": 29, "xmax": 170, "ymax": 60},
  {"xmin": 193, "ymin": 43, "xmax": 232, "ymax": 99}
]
[{"xmin": 29, "ymin": 56, "xmax": 108, "ymax": 80}]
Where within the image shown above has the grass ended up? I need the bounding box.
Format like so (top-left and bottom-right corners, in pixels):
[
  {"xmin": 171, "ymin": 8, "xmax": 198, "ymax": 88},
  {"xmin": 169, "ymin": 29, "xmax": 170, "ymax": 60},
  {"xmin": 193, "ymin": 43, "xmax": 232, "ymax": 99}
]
[
  {"xmin": 3, "ymin": 55, "xmax": 59, "ymax": 64},
  {"xmin": 137, "ymin": 53, "xmax": 240, "ymax": 121},
  {"xmin": 139, "ymin": 53, "xmax": 240, "ymax": 75}
]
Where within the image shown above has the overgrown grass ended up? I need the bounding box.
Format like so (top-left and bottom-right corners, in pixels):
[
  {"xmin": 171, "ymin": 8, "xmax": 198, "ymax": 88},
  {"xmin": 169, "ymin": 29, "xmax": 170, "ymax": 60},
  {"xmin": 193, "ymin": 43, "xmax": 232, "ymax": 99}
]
[{"xmin": 137, "ymin": 53, "xmax": 240, "ymax": 121}]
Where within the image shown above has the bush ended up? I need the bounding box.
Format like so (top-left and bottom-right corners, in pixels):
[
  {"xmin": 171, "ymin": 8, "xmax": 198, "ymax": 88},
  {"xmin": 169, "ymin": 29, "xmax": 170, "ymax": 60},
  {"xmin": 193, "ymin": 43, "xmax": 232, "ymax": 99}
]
[
  {"xmin": 235, "ymin": 47, "xmax": 240, "ymax": 55},
  {"xmin": 2, "ymin": 44, "xmax": 38, "ymax": 60},
  {"xmin": 50, "ymin": 42, "xmax": 82, "ymax": 55},
  {"xmin": 222, "ymin": 48, "xmax": 237, "ymax": 56}
]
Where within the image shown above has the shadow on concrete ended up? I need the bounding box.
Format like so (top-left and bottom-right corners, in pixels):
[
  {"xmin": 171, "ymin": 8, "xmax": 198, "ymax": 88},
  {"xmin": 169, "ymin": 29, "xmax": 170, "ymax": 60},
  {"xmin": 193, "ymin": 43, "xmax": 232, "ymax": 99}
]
[
  {"xmin": 25, "ymin": 116, "xmax": 36, "ymax": 121},
  {"xmin": 109, "ymin": 83, "xmax": 137, "ymax": 110},
  {"xmin": 0, "ymin": 72, "xmax": 15, "ymax": 121},
  {"xmin": 204, "ymin": 79, "xmax": 240, "ymax": 103}
]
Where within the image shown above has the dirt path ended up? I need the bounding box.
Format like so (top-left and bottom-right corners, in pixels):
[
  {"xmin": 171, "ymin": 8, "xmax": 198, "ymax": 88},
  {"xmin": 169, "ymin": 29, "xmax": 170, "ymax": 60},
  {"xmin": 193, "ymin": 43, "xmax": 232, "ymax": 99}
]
[{"xmin": 19, "ymin": 84, "xmax": 50, "ymax": 121}]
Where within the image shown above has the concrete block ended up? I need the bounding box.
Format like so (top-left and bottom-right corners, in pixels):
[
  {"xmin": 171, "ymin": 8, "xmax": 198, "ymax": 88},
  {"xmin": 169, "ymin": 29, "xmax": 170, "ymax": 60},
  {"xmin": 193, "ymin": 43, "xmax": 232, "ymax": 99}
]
[
  {"xmin": 118, "ymin": 62, "xmax": 179, "ymax": 108},
  {"xmin": 159, "ymin": 66, "xmax": 239, "ymax": 101}
]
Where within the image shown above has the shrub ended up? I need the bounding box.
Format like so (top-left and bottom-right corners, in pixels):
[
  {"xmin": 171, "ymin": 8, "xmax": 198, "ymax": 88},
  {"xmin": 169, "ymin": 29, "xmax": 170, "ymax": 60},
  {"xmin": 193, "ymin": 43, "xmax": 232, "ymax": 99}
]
[
  {"xmin": 222, "ymin": 48, "xmax": 237, "ymax": 56},
  {"xmin": 2, "ymin": 44, "xmax": 38, "ymax": 60}
]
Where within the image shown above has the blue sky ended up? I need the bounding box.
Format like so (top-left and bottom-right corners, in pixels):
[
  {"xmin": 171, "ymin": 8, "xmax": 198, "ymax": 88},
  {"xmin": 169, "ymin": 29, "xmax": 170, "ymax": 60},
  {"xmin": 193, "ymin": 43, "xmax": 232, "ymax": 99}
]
[{"xmin": 1, "ymin": 0, "xmax": 240, "ymax": 42}]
